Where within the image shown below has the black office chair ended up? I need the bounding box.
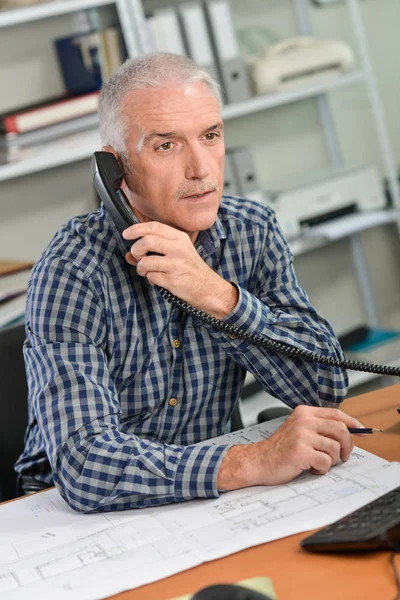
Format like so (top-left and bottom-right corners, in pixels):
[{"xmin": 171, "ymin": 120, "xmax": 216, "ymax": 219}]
[{"xmin": 0, "ymin": 323, "xmax": 28, "ymax": 502}]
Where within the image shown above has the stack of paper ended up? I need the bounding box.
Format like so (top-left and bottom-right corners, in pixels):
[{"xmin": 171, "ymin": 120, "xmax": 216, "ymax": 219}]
[{"xmin": 0, "ymin": 418, "xmax": 398, "ymax": 600}]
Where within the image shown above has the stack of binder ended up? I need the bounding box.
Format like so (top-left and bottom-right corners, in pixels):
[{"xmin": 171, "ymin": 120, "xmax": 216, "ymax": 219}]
[
  {"xmin": 145, "ymin": 7, "xmax": 186, "ymax": 56},
  {"xmin": 145, "ymin": 0, "xmax": 252, "ymax": 105},
  {"xmin": 202, "ymin": 0, "xmax": 252, "ymax": 104},
  {"xmin": 224, "ymin": 147, "xmax": 264, "ymax": 203}
]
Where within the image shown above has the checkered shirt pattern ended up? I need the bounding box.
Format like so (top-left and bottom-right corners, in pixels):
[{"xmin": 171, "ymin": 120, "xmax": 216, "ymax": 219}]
[{"xmin": 15, "ymin": 196, "xmax": 348, "ymax": 512}]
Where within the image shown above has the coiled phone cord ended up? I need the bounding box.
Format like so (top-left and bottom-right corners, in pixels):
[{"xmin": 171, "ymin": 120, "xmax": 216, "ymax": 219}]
[{"xmin": 158, "ymin": 287, "xmax": 400, "ymax": 378}]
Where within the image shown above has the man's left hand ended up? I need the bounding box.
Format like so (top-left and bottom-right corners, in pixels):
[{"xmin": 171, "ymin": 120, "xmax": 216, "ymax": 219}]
[{"xmin": 123, "ymin": 222, "xmax": 238, "ymax": 319}]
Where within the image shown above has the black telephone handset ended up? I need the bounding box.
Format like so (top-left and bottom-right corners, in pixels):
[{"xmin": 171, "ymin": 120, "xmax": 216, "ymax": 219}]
[
  {"xmin": 92, "ymin": 150, "xmax": 138, "ymax": 243},
  {"xmin": 91, "ymin": 151, "xmax": 400, "ymax": 380}
]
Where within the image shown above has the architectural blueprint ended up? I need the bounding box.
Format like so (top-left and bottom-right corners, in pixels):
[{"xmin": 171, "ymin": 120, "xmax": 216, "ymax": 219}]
[{"xmin": 0, "ymin": 418, "xmax": 399, "ymax": 600}]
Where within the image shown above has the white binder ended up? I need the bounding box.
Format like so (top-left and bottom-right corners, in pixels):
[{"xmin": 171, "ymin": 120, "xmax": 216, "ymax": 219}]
[
  {"xmin": 230, "ymin": 147, "xmax": 264, "ymax": 203},
  {"xmin": 177, "ymin": 1, "xmax": 218, "ymax": 79},
  {"xmin": 203, "ymin": 0, "xmax": 252, "ymax": 104},
  {"xmin": 146, "ymin": 7, "xmax": 186, "ymax": 56}
]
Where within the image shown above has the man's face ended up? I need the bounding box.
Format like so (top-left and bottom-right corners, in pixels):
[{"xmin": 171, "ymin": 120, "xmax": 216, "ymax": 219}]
[{"xmin": 119, "ymin": 82, "xmax": 225, "ymax": 243}]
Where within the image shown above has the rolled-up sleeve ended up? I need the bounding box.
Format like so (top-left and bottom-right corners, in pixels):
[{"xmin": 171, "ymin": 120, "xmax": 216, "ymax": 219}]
[{"xmin": 206, "ymin": 212, "xmax": 348, "ymax": 408}]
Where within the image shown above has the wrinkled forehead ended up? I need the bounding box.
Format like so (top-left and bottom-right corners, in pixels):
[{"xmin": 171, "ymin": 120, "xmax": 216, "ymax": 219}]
[{"xmin": 121, "ymin": 82, "xmax": 222, "ymax": 142}]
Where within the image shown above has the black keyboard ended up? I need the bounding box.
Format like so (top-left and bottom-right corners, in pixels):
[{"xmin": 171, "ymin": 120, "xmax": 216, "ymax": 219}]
[{"xmin": 300, "ymin": 485, "xmax": 400, "ymax": 552}]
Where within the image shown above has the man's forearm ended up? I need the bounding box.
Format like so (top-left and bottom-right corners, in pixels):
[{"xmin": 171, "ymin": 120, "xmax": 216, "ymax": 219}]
[{"xmin": 217, "ymin": 444, "xmax": 255, "ymax": 491}]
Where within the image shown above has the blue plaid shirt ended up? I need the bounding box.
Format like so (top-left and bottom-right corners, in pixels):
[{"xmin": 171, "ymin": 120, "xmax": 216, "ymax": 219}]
[{"xmin": 15, "ymin": 196, "xmax": 348, "ymax": 512}]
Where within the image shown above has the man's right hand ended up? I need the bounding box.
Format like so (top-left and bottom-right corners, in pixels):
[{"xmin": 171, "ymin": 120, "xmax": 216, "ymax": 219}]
[{"xmin": 217, "ymin": 405, "xmax": 365, "ymax": 491}]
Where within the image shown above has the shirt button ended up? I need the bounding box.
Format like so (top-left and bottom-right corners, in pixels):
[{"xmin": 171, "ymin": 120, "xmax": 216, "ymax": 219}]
[
  {"xmin": 228, "ymin": 333, "xmax": 237, "ymax": 339},
  {"xmin": 169, "ymin": 398, "xmax": 178, "ymax": 407},
  {"xmin": 173, "ymin": 339, "xmax": 181, "ymax": 349}
]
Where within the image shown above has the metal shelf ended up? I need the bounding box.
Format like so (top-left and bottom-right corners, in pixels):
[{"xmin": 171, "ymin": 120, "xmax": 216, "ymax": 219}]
[
  {"xmin": 289, "ymin": 210, "xmax": 400, "ymax": 257},
  {"xmin": 221, "ymin": 71, "xmax": 366, "ymax": 120},
  {"xmin": 0, "ymin": 0, "xmax": 114, "ymax": 28},
  {"xmin": 0, "ymin": 128, "xmax": 100, "ymax": 181}
]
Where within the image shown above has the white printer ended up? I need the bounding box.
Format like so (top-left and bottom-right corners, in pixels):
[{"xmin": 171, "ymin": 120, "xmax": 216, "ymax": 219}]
[
  {"xmin": 251, "ymin": 37, "xmax": 355, "ymax": 95},
  {"xmin": 266, "ymin": 165, "xmax": 386, "ymax": 240}
]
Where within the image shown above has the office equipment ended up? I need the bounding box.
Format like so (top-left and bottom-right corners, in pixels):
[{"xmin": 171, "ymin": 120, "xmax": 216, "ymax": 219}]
[
  {"xmin": 203, "ymin": 0, "xmax": 252, "ymax": 103},
  {"xmin": 267, "ymin": 165, "xmax": 386, "ymax": 240},
  {"xmin": 251, "ymin": 37, "xmax": 355, "ymax": 95},
  {"xmin": 301, "ymin": 484, "xmax": 400, "ymax": 552},
  {"xmin": 177, "ymin": 1, "xmax": 218, "ymax": 79},
  {"xmin": 0, "ymin": 324, "xmax": 28, "ymax": 502}
]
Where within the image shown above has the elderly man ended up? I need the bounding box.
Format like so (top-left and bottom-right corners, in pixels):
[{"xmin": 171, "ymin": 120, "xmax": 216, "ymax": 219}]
[{"xmin": 16, "ymin": 52, "xmax": 358, "ymax": 513}]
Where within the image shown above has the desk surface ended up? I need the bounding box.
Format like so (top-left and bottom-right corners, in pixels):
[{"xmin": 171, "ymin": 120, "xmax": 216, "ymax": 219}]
[{"xmin": 112, "ymin": 384, "xmax": 400, "ymax": 600}]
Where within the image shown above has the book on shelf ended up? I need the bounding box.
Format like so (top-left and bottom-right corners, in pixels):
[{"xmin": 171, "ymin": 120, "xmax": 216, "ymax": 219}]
[
  {"xmin": 0, "ymin": 113, "xmax": 99, "ymax": 157},
  {"xmin": 0, "ymin": 91, "xmax": 100, "ymax": 135},
  {"xmin": 0, "ymin": 293, "xmax": 27, "ymax": 330},
  {"xmin": 0, "ymin": 262, "xmax": 33, "ymax": 302},
  {"xmin": 54, "ymin": 27, "xmax": 127, "ymax": 96},
  {"xmin": 0, "ymin": 259, "xmax": 33, "ymax": 277}
]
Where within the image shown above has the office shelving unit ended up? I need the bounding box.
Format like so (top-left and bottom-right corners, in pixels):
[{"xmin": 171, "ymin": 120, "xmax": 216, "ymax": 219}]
[
  {"xmin": 0, "ymin": 0, "xmax": 399, "ymax": 416},
  {"xmin": 0, "ymin": 69, "xmax": 367, "ymax": 183}
]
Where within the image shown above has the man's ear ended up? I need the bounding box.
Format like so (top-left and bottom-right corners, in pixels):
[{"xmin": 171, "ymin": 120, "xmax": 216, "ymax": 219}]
[
  {"xmin": 102, "ymin": 146, "xmax": 118, "ymax": 160},
  {"xmin": 101, "ymin": 146, "xmax": 128, "ymax": 189}
]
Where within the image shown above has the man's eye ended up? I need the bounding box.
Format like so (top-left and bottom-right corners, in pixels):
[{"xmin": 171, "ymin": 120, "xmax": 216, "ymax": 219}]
[{"xmin": 158, "ymin": 142, "xmax": 172, "ymax": 151}]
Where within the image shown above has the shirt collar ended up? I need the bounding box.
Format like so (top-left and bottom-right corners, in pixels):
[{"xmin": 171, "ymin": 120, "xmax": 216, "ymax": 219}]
[{"xmin": 195, "ymin": 213, "xmax": 226, "ymax": 259}]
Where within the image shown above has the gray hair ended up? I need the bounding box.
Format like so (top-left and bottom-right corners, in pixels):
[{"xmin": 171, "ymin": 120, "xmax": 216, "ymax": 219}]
[{"xmin": 99, "ymin": 52, "xmax": 223, "ymax": 157}]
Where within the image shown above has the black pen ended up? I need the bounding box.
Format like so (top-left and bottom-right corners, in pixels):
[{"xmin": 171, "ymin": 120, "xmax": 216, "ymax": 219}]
[{"xmin": 348, "ymin": 427, "xmax": 383, "ymax": 434}]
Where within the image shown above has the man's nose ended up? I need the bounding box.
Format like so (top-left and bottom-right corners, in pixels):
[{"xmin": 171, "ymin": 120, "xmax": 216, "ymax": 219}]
[{"xmin": 185, "ymin": 145, "xmax": 210, "ymax": 179}]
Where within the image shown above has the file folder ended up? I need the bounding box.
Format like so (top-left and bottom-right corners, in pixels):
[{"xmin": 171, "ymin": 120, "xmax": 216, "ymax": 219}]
[
  {"xmin": 203, "ymin": 0, "xmax": 252, "ymax": 104},
  {"xmin": 146, "ymin": 7, "xmax": 186, "ymax": 56},
  {"xmin": 177, "ymin": 1, "xmax": 218, "ymax": 79},
  {"xmin": 230, "ymin": 147, "xmax": 264, "ymax": 203},
  {"xmin": 223, "ymin": 152, "xmax": 241, "ymax": 196}
]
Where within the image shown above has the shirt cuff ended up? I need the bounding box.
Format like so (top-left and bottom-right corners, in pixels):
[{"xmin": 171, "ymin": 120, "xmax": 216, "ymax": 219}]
[
  {"xmin": 172, "ymin": 442, "xmax": 232, "ymax": 501},
  {"xmin": 223, "ymin": 285, "xmax": 276, "ymax": 335}
]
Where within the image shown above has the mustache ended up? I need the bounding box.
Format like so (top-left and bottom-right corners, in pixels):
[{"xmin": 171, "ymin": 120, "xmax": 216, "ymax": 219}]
[{"xmin": 177, "ymin": 181, "xmax": 219, "ymax": 199}]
